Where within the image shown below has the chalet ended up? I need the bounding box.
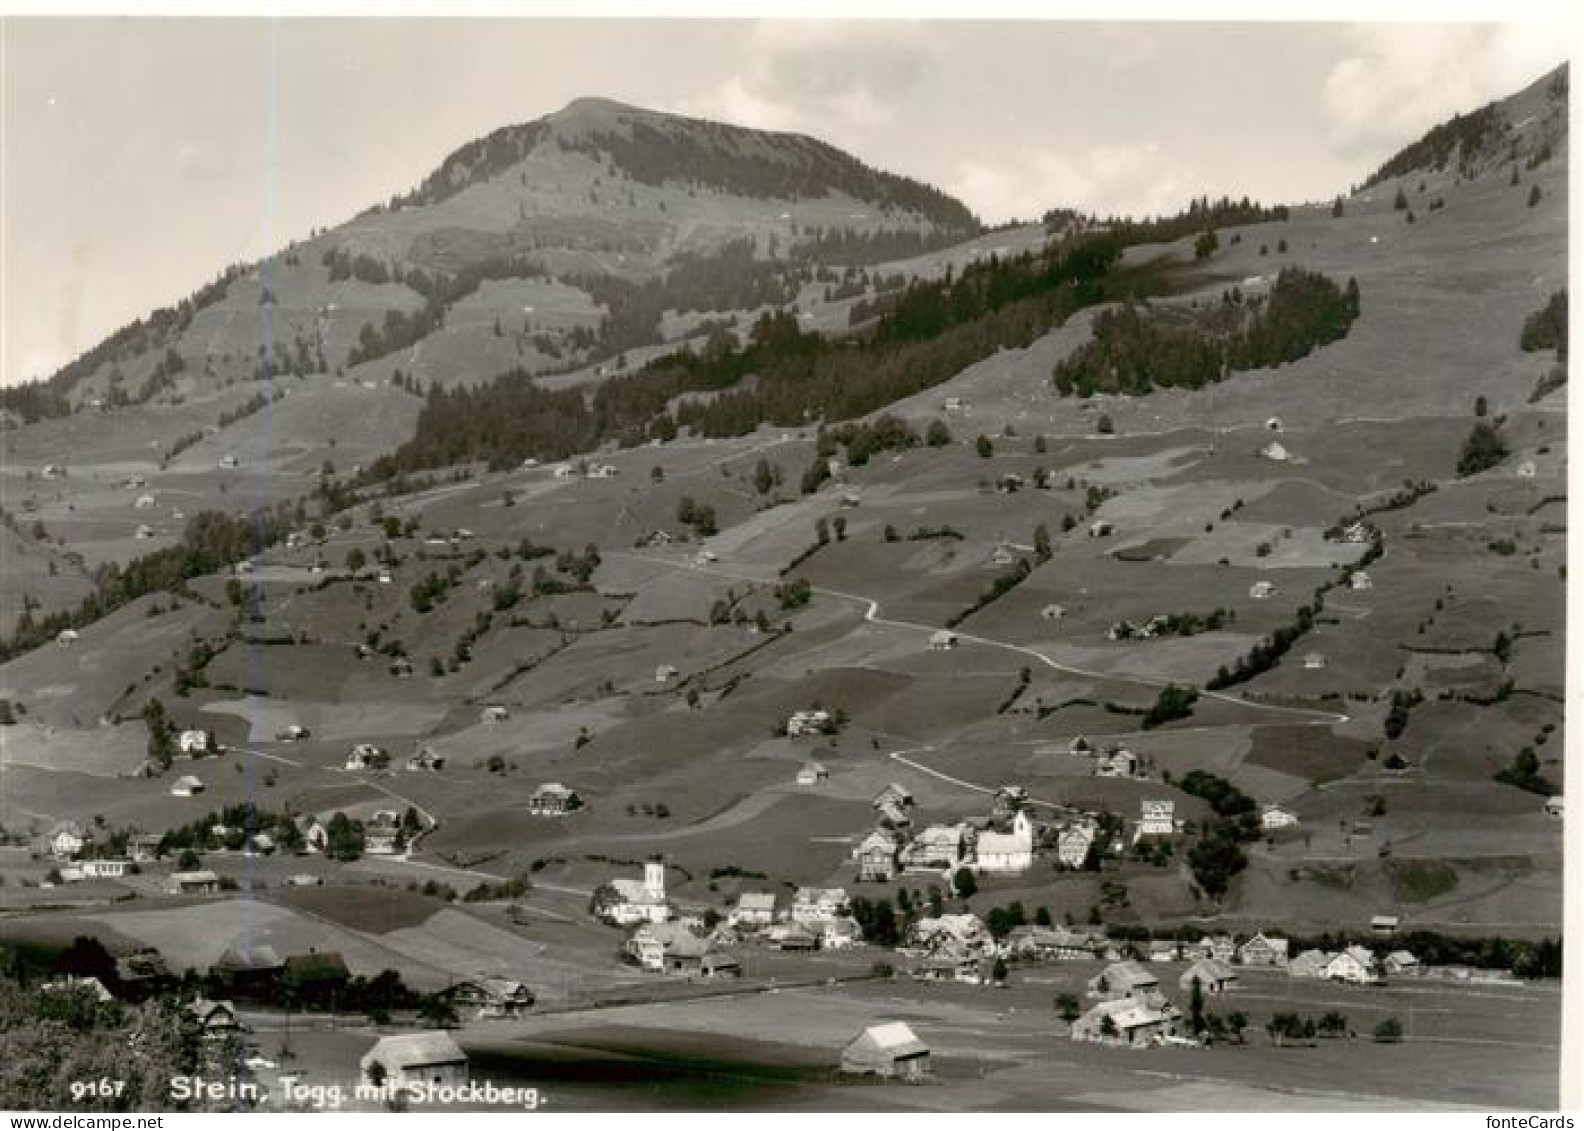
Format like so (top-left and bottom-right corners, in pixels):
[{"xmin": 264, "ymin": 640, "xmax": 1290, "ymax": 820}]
[
  {"xmin": 1069, "ymin": 735, "xmax": 1092, "ymax": 755},
  {"xmin": 597, "ymin": 860, "xmax": 670, "ymax": 926},
  {"xmin": 1260, "ymin": 805, "xmax": 1300, "ymax": 832},
  {"xmin": 1249, "ymin": 580, "xmax": 1275, "ymax": 599},
  {"xmin": 1288, "ymin": 949, "xmax": 1334, "ymax": 979},
  {"xmin": 177, "ymin": 729, "xmax": 211, "ymax": 755},
  {"xmin": 786, "ymin": 708, "xmax": 834, "ymax": 737},
  {"xmin": 379, "ymin": 571, "xmax": 394, "ymax": 587},
  {"xmin": 1070, "ymin": 996, "xmax": 1182, "ymax": 1047},
  {"xmin": 1383, "ymin": 950, "xmax": 1420, "ymax": 976},
  {"xmin": 872, "ymin": 783, "xmax": 914, "ymax": 812},
  {"xmin": 796, "ymin": 762, "xmax": 829, "ymax": 786},
  {"xmin": 56, "ymin": 629, "xmax": 80, "ymax": 646},
  {"xmin": 875, "ymin": 796, "xmax": 913, "ymax": 828},
  {"xmin": 362, "ymin": 1031, "xmax": 468, "ymax": 1090},
  {"xmin": 789, "ymin": 886, "xmax": 849, "ymax": 926},
  {"xmin": 1095, "ymin": 746, "xmax": 1140, "ymax": 778},
  {"xmin": 976, "ymin": 810, "xmax": 1034, "ymax": 874},
  {"xmin": 405, "ymin": 746, "xmax": 445, "ymax": 772},
  {"xmin": 552, "ymin": 464, "xmax": 575, "ymax": 479},
  {"xmin": 283, "ymin": 951, "xmax": 351, "ymax": 1004},
  {"xmin": 1088, "ymin": 961, "xmax": 1160, "ymax": 1001},
  {"xmin": 80, "ymin": 858, "xmax": 130, "ymax": 879},
  {"xmin": 344, "ymin": 743, "xmax": 388, "ymax": 771},
  {"xmin": 1326, "ymin": 946, "xmax": 1379, "ymax": 984},
  {"xmin": 627, "ymin": 921, "xmax": 710, "ymax": 973},
  {"xmin": 440, "ymin": 977, "xmax": 534, "ymax": 1019},
  {"xmin": 1237, "ymin": 933, "xmax": 1290, "ymax": 968},
  {"xmin": 854, "ymin": 829, "xmax": 901, "ymax": 882},
  {"xmin": 41, "ymin": 975, "xmax": 114, "ymax": 1003},
  {"xmin": 841, "ymin": 1022, "xmax": 931, "ymax": 1079},
  {"xmin": 1004, "ymin": 926, "xmax": 1099, "ymax": 961},
  {"xmin": 654, "ymin": 664, "xmax": 679, "ymax": 683},
  {"xmin": 1544, "ymin": 796, "xmax": 1564, "ymax": 819},
  {"xmin": 188, "ymin": 998, "xmax": 246, "ymax": 1040},
  {"xmin": 588, "ymin": 463, "xmax": 618, "ymax": 479},
  {"xmin": 991, "ymin": 784, "xmax": 1029, "ymax": 820},
  {"xmin": 527, "ymin": 782, "xmax": 581, "ymax": 815},
  {"xmin": 1302, "ymin": 652, "xmax": 1327, "ymax": 670},
  {"xmin": 943, "ymin": 396, "xmax": 966, "ymax": 411},
  {"xmin": 928, "ymin": 629, "xmax": 959, "ymax": 651},
  {"xmin": 166, "ymin": 870, "xmax": 219, "ymax": 896},
  {"xmin": 128, "ymin": 834, "xmax": 163, "ymax": 863},
  {"xmin": 764, "ymin": 923, "xmax": 820, "ymax": 951},
  {"xmin": 728, "ymin": 892, "xmax": 777, "ymax": 929},
  {"xmin": 903, "ymin": 823, "xmax": 975, "ymax": 872},
  {"xmin": 1135, "ymin": 799, "xmax": 1176, "ymax": 840},
  {"xmin": 1088, "ymin": 520, "xmax": 1113, "ymax": 538},
  {"xmin": 48, "ymin": 821, "xmax": 87, "ymax": 859},
  {"xmin": 480, "ymin": 705, "xmax": 510, "ymax": 724},
  {"xmin": 910, "ymin": 914, "xmax": 993, "ymax": 958},
  {"xmin": 1350, "ymin": 571, "xmax": 1374, "ymax": 591},
  {"xmin": 1179, "ymin": 959, "xmax": 1237, "ymax": 994},
  {"xmin": 1260, "ymin": 440, "xmax": 1290, "ymax": 462},
  {"xmin": 1056, "ymin": 823, "xmax": 1096, "ymax": 869},
  {"xmin": 211, "ymin": 945, "xmax": 285, "ymax": 995},
  {"xmin": 169, "ymin": 775, "xmax": 205, "ymax": 797}
]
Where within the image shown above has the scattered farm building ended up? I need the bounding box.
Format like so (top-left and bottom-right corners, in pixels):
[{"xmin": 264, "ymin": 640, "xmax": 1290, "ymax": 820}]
[{"xmin": 840, "ymin": 1022, "xmax": 931, "ymax": 1080}]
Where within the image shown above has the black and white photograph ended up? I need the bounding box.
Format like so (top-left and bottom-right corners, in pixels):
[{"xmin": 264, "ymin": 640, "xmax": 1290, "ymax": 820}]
[{"xmin": 0, "ymin": 2, "xmax": 1577, "ymax": 1116}]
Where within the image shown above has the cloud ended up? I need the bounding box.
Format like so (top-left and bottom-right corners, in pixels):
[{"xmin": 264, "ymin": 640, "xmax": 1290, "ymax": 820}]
[
  {"xmin": 948, "ymin": 142, "xmax": 1200, "ymax": 225},
  {"xmin": 1321, "ymin": 24, "xmax": 1565, "ymax": 157}
]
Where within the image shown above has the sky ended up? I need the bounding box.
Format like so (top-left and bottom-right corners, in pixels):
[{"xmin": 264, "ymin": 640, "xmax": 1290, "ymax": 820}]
[{"xmin": 1, "ymin": 14, "xmax": 1571, "ymax": 387}]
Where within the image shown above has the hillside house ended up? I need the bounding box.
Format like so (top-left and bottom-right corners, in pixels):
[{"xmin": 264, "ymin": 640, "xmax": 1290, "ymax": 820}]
[
  {"xmin": 283, "ymin": 952, "xmax": 351, "ymax": 1004},
  {"xmin": 1004, "ymin": 926, "xmax": 1100, "ymax": 961},
  {"xmin": 597, "ymin": 860, "xmax": 670, "ymax": 926},
  {"xmin": 1179, "ymin": 959, "xmax": 1237, "ymax": 994},
  {"xmin": 361, "ymin": 1031, "xmax": 468, "ymax": 1090},
  {"xmin": 114, "ymin": 950, "xmax": 175, "ymax": 1000},
  {"xmin": 40, "ymin": 975, "xmax": 114, "ymax": 1003},
  {"xmin": 480, "ymin": 705, "xmax": 510, "ymax": 724},
  {"xmin": 1250, "ymin": 580, "xmax": 1275, "ymax": 599},
  {"xmin": 440, "ymin": 977, "xmax": 534, "ymax": 1020},
  {"xmin": 297, "ymin": 816, "xmax": 328, "ymax": 853},
  {"xmin": 219, "ymin": 455, "xmax": 239, "ymax": 469},
  {"xmin": 991, "ymin": 784, "xmax": 1029, "ymax": 820},
  {"xmin": 165, "ymin": 870, "xmax": 219, "ymax": 896},
  {"xmin": 701, "ymin": 953, "xmax": 742, "ymax": 978},
  {"xmin": 1342, "ymin": 522, "xmax": 1373, "ymax": 545},
  {"xmin": 80, "ymin": 858, "xmax": 130, "ymax": 879},
  {"xmin": 875, "ymin": 797, "xmax": 913, "ymax": 827},
  {"xmin": 1326, "ymin": 946, "xmax": 1380, "ymax": 984},
  {"xmin": 975, "ymin": 810, "xmax": 1034, "ymax": 874},
  {"xmin": 990, "ymin": 545, "xmax": 1015, "ymax": 566},
  {"xmin": 1135, "ymin": 799, "xmax": 1176, "ymax": 840},
  {"xmin": 786, "ymin": 708, "xmax": 835, "ymax": 737},
  {"xmin": 654, "ymin": 664, "xmax": 679, "ymax": 683},
  {"xmin": 903, "ymin": 823, "xmax": 975, "ymax": 872},
  {"xmin": 854, "ymin": 829, "xmax": 901, "ymax": 882},
  {"xmin": 822, "ymin": 917, "xmax": 864, "ymax": 950},
  {"xmin": 552, "ymin": 464, "xmax": 575, "ymax": 479},
  {"xmin": 790, "ymin": 887, "xmax": 849, "ymax": 926},
  {"xmin": 1350, "ymin": 571, "xmax": 1374, "ymax": 591},
  {"xmin": 1370, "ymin": 914, "xmax": 1401, "ymax": 936},
  {"xmin": 363, "ymin": 814, "xmax": 402, "ymax": 856},
  {"xmin": 872, "ymin": 783, "xmax": 914, "ymax": 813},
  {"xmin": 796, "ymin": 762, "xmax": 829, "ymax": 786},
  {"xmin": 1544, "ymin": 796, "xmax": 1564, "ymax": 819},
  {"xmin": 344, "ymin": 743, "xmax": 388, "ymax": 771},
  {"xmin": 1383, "ymin": 950, "xmax": 1420, "ymax": 976},
  {"xmin": 728, "ymin": 892, "xmax": 777, "ymax": 929},
  {"xmin": 527, "ymin": 782, "xmax": 581, "ymax": 815},
  {"xmin": 1088, "ymin": 961, "xmax": 1160, "ymax": 1001},
  {"xmin": 1042, "ymin": 603, "xmax": 1066, "ymax": 621},
  {"xmin": 135, "ymin": 494, "xmax": 156, "ymax": 509},
  {"xmin": 128, "ymin": 834, "xmax": 163, "ymax": 863},
  {"xmin": 169, "ymin": 774, "xmax": 205, "ymax": 798},
  {"xmin": 1089, "ymin": 520, "xmax": 1113, "ymax": 538},
  {"xmin": 56, "ymin": 629, "xmax": 80, "ymax": 646},
  {"xmin": 1260, "ymin": 805, "xmax": 1300, "ymax": 831},
  {"xmin": 1260, "ymin": 440, "xmax": 1290, "ymax": 462},
  {"xmin": 136, "ymin": 524, "xmax": 155, "ymax": 540},
  {"xmin": 211, "ymin": 945, "xmax": 285, "ymax": 995},
  {"xmin": 48, "ymin": 821, "xmax": 87, "ymax": 859},
  {"xmin": 1095, "ymin": 746, "xmax": 1140, "ymax": 778},
  {"xmin": 177, "ymin": 729, "xmax": 211, "ymax": 755},
  {"xmin": 929, "ymin": 629, "xmax": 959, "ymax": 651},
  {"xmin": 1056, "ymin": 822, "xmax": 1097, "ymax": 869},
  {"xmin": 188, "ymin": 998, "xmax": 245, "ymax": 1040},
  {"xmin": 840, "ymin": 1022, "xmax": 931, "ymax": 1080},
  {"xmin": 913, "ymin": 954, "xmax": 984, "ymax": 984},
  {"xmin": 1302, "ymin": 652, "xmax": 1327, "ymax": 670},
  {"xmin": 405, "ymin": 746, "xmax": 445, "ymax": 772},
  {"xmin": 1265, "ymin": 416, "xmax": 1283, "ymax": 432},
  {"xmin": 627, "ymin": 921, "xmax": 710, "ymax": 973},
  {"xmin": 1288, "ymin": 949, "xmax": 1334, "ymax": 979},
  {"xmin": 276, "ymin": 724, "xmax": 310, "ymax": 742},
  {"xmin": 1237, "ymin": 933, "xmax": 1290, "ymax": 968},
  {"xmin": 1070, "ymin": 997, "xmax": 1182, "ymax": 1048}
]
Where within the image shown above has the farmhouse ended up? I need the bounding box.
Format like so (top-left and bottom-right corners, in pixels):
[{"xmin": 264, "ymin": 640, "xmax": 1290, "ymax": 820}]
[
  {"xmin": 790, "ymin": 886, "xmax": 849, "ymax": 926},
  {"xmin": 910, "ymin": 914, "xmax": 993, "ymax": 958},
  {"xmin": 1544, "ymin": 796, "xmax": 1564, "ymax": 819},
  {"xmin": 1088, "ymin": 519, "xmax": 1113, "ymax": 538},
  {"xmin": 1302, "ymin": 652, "xmax": 1327, "ymax": 670},
  {"xmin": 276, "ymin": 724, "xmax": 310, "ymax": 741},
  {"xmin": 1383, "ymin": 950, "xmax": 1421, "ymax": 976},
  {"xmin": 598, "ymin": 860, "xmax": 670, "ymax": 926},
  {"xmin": 405, "ymin": 746, "xmax": 445, "ymax": 772},
  {"xmin": 135, "ymin": 524, "xmax": 155, "ymax": 539},
  {"xmin": 1260, "ymin": 440, "xmax": 1290, "ymax": 462},
  {"xmin": 854, "ymin": 829, "xmax": 901, "ymax": 882},
  {"xmin": 135, "ymin": 494, "xmax": 156, "ymax": 509},
  {"xmin": 764, "ymin": 923, "xmax": 820, "ymax": 951},
  {"xmin": 177, "ymin": 729, "xmax": 211, "ymax": 755},
  {"xmin": 872, "ymin": 783, "xmax": 914, "ymax": 812},
  {"xmin": 344, "ymin": 743, "xmax": 388, "ymax": 771},
  {"xmin": 128, "ymin": 834, "xmax": 163, "ymax": 863},
  {"xmin": 796, "ymin": 762, "xmax": 829, "ymax": 786},
  {"xmin": 48, "ymin": 821, "xmax": 87, "ymax": 859},
  {"xmin": 297, "ymin": 816, "xmax": 328, "ymax": 852},
  {"xmin": 1351, "ymin": 571, "xmax": 1374, "ymax": 590},
  {"xmin": 990, "ymin": 545, "xmax": 1015, "ymax": 566},
  {"xmin": 1260, "ymin": 805, "xmax": 1300, "ymax": 831},
  {"xmin": 786, "ymin": 708, "xmax": 835, "ymax": 737},
  {"xmin": 841, "ymin": 1022, "xmax": 931, "ymax": 1080},
  {"xmin": 166, "ymin": 870, "xmax": 220, "ymax": 896},
  {"xmin": 440, "ymin": 977, "xmax": 534, "ymax": 1019},
  {"xmin": 1004, "ymin": 925, "xmax": 1100, "ymax": 961},
  {"xmin": 914, "ymin": 954, "xmax": 984, "ymax": 984},
  {"xmin": 1341, "ymin": 522, "xmax": 1373, "ymax": 545},
  {"xmin": 1041, "ymin": 603, "xmax": 1066, "ymax": 621},
  {"xmin": 1326, "ymin": 946, "xmax": 1380, "ymax": 984},
  {"xmin": 1265, "ymin": 416, "xmax": 1283, "ymax": 432},
  {"xmin": 169, "ymin": 775, "xmax": 205, "ymax": 797},
  {"xmin": 1094, "ymin": 745, "xmax": 1140, "ymax": 778},
  {"xmin": 114, "ymin": 950, "xmax": 175, "ymax": 1000},
  {"xmin": 56, "ymin": 629, "xmax": 80, "ymax": 646},
  {"xmin": 1070, "ymin": 997, "xmax": 1182, "ymax": 1048},
  {"xmin": 1088, "ymin": 961, "xmax": 1159, "ymax": 1001},
  {"xmin": 1370, "ymin": 914, "xmax": 1401, "ymax": 936},
  {"xmin": 1148, "ymin": 941, "xmax": 1180, "ymax": 963},
  {"xmin": 1135, "ymin": 799, "xmax": 1176, "ymax": 840},
  {"xmin": 79, "ymin": 858, "xmax": 130, "ymax": 879},
  {"xmin": 1056, "ymin": 822, "xmax": 1096, "ymax": 869},
  {"xmin": 903, "ymin": 823, "xmax": 975, "ymax": 872},
  {"xmin": 822, "ymin": 918, "xmax": 863, "ymax": 950},
  {"xmin": 188, "ymin": 998, "xmax": 245, "ymax": 1040},
  {"xmin": 929, "ymin": 629, "xmax": 959, "ymax": 651},
  {"xmin": 211, "ymin": 945, "xmax": 285, "ymax": 995},
  {"xmin": 1249, "ymin": 580, "xmax": 1275, "ymax": 599},
  {"xmin": 728, "ymin": 892, "xmax": 777, "ymax": 929},
  {"xmin": 654, "ymin": 664, "xmax": 679, "ymax": 683},
  {"xmin": 1288, "ymin": 949, "xmax": 1334, "ymax": 979},
  {"xmin": 361, "ymin": 1032, "xmax": 468, "ymax": 1090},
  {"xmin": 1179, "ymin": 959, "xmax": 1237, "ymax": 994},
  {"xmin": 1238, "ymin": 933, "xmax": 1290, "ymax": 968},
  {"xmin": 480, "ymin": 705, "xmax": 510, "ymax": 724},
  {"xmin": 363, "ymin": 813, "xmax": 402, "ymax": 856},
  {"xmin": 975, "ymin": 810, "xmax": 1034, "ymax": 874},
  {"xmin": 627, "ymin": 921, "xmax": 710, "ymax": 973},
  {"xmin": 527, "ymin": 782, "xmax": 581, "ymax": 815}
]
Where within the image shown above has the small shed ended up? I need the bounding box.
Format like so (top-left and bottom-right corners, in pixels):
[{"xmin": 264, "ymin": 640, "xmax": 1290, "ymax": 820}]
[
  {"xmin": 361, "ymin": 1031, "xmax": 468, "ymax": 1089},
  {"xmin": 840, "ymin": 1021, "xmax": 931, "ymax": 1079}
]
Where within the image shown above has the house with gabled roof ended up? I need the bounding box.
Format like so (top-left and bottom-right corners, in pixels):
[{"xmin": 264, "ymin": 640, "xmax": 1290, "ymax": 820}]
[
  {"xmin": 440, "ymin": 976, "xmax": 534, "ymax": 1019},
  {"xmin": 1179, "ymin": 959, "xmax": 1237, "ymax": 994},
  {"xmin": 1088, "ymin": 961, "xmax": 1160, "ymax": 1001},
  {"xmin": 1237, "ymin": 932, "xmax": 1289, "ymax": 967},
  {"xmin": 1326, "ymin": 946, "xmax": 1379, "ymax": 984},
  {"xmin": 789, "ymin": 887, "xmax": 848, "ymax": 926},
  {"xmin": 1070, "ymin": 996, "xmax": 1182, "ymax": 1047},
  {"xmin": 840, "ymin": 1022, "xmax": 931, "ymax": 1079},
  {"xmin": 854, "ymin": 829, "xmax": 901, "ymax": 882},
  {"xmin": 361, "ymin": 1031, "xmax": 468, "ymax": 1090},
  {"xmin": 1288, "ymin": 949, "xmax": 1334, "ymax": 979},
  {"xmin": 728, "ymin": 892, "xmax": 777, "ymax": 930}
]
